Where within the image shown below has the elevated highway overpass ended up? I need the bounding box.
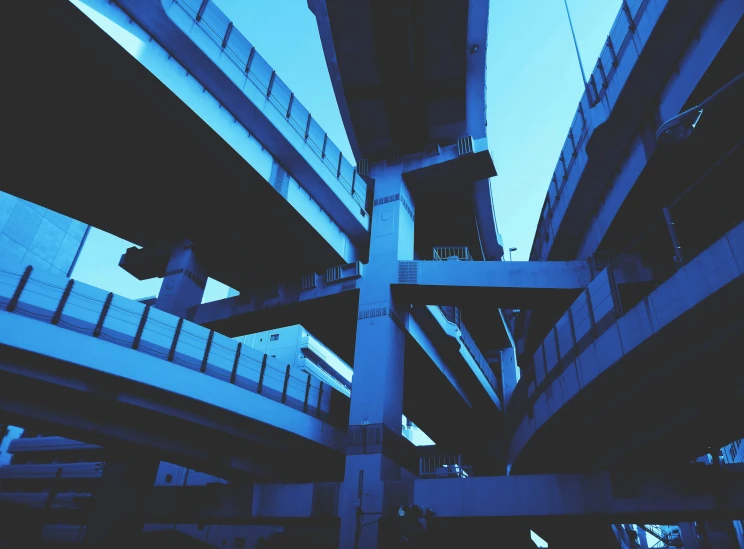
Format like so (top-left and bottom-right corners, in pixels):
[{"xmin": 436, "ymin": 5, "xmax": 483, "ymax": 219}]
[
  {"xmin": 4, "ymin": 0, "xmax": 369, "ymax": 293},
  {"xmin": 522, "ymin": 0, "xmax": 743, "ymax": 361},
  {"xmin": 0, "ymin": 261, "xmax": 349, "ymax": 482},
  {"xmin": 508, "ymin": 222, "xmax": 744, "ymax": 475},
  {"xmin": 5, "ymin": 466, "xmax": 742, "ymax": 545},
  {"xmin": 309, "ymin": 0, "xmax": 503, "ymax": 266},
  {"xmin": 0, "ymin": 257, "xmax": 505, "ymax": 468}
]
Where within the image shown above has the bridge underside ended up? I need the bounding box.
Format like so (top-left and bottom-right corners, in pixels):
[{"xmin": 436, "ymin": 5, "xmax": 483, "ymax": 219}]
[
  {"xmin": 511, "ymin": 270, "xmax": 744, "ymax": 475},
  {"xmin": 3, "ymin": 0, "xmax": 349, "ymax": 290},
  {"xmin": 311, "ymin": 0, "xmax": 474, "ymax": 160},
  {"xmin": 0, "ymin": 344, "xmax": 344, "ymax": 483}
]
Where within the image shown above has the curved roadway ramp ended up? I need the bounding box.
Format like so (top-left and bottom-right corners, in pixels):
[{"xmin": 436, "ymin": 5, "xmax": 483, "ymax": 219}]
[
  {"xmin": 0, "ymin": 262, "xmax": 348, "ymax": 482},
  {"xmin": 508, "ymin": 221, "xmax": 744, "ymax": 474}
]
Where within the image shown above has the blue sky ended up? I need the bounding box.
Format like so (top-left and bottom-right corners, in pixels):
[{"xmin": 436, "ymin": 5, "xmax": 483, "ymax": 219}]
[{"xmin": 72, "ymin": 0, "xmax": 621, "ymax": 302}]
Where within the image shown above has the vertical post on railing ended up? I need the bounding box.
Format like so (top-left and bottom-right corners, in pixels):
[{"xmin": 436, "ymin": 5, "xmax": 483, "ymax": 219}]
[
  {"xmin": 304, "ymin": 114, "xmax": 312, "ymax": 141},
  {"xmin": 337, "ymin": 152, "xmax": 343, "ymax": 179},
  {"xmin": 606, "ymin": 36, "xmax": 618, "ymax": 67},
  {"xmin": 622, "ymin": 0, "xmax": 635, "ymax": 31},
  {"xmin": 315, "ymin": 382, "xmax": 324, "ymax": 417},
  {"xmin": 590, "ymin": 75, "xmax": 599, "ymax": 103},
  {"xmin": 244, "ymin": 47, "xmax": 256, "ymax": 74},
  {"xmin": 266, "ymin": 70, "xmax": 276, "ymax": 98},
  {"xmin": 607, "ymin": 264, "xmax": 623, "ymax": 318},
  {"xmin": 663, "ymin": 207, "xmax": 685, "ymax": 266},
  {"xmin": 257, "ymin": 354, "xmax": 267, "ymax": 394},
  {"xmin": 281, "ymin": 365, "xmax": 291, "ymax": 404},
  {"xmin": 93, "ymin": 293, "xmax": 114, "ymax": 338},
  {"xmin": 568, "ymin": 129, "xmax": 577, "ymax": 158},
  {"xmin": 221, "ymin": 21, "xmax": 234, "ymax": 49},
  {"xmin": 597, "ymin": 59, "xmax": 607, "ymax": 90},
  {"xmin": 552, "ymin": 328, "xmax": 561, "ymax": 373},
  {"xmin": 567, "ymin": 307, "xmax": 578, "ymax": 359},
  {"xmin": 195, "ymin": 0, "xmax": 208, "ymax": 22},
  {"xmin": 7, "ymin": 265, "xmax": 32, "ymax": 313},
  {"xmin": 200, "ymin": 330, "xmax": 214, "ymax": 373},
  {"xmin": 303, "ymin": 374, "xmax": 312, "ymax": 413},
  {"xmin": 132, "ymin": 304, "xmax": 150, "ymax": 350},
  {"xmin": 230, "ymin": 343, "xmax": 242, "ymax": 384},
  {"xmin": 578, "ymin": 102, "xmax": 586, "ymax": 130},
  {"xmin": 321, "ymin": 134, "xmax": 328, "ymax": 158},
  {"xmin": 286, "ymin": 93, "xmax": 294, "ymax": 119},
  {"xmin": 51, "ymin": 280, "xmax": 75, "ymax": 326},
  {"xmin": 585, "ymin": 289, "xmax": 597, "ymax": 339},
  {"xmin": 351, "ymin": 169, "xmax": 357, "ymax": 195},
  {"xmin": 168, "ymin": 318, "xmax": 184, "ymax": 362}
]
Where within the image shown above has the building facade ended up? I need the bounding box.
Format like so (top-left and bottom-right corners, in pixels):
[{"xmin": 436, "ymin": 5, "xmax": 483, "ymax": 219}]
[{"xmin": 0, "ymin": 191, "xmax": 89, "ymax": 277}]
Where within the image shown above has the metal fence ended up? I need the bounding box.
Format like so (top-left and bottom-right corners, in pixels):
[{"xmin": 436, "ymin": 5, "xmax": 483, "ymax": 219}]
[
  {"xmin": 433, "ymin": 246, "xmax": 473, "ymax": 261},
  {"xmin": 168, "ymin": 0, "xmax": 368, "ymax": 213},
  {"xmin": 419, "ymin": 454, "xmax": 472, "ymax": 478},
  {"xmin": 0, "ymin": 263, "xmax": 349, "ymax": 429}
]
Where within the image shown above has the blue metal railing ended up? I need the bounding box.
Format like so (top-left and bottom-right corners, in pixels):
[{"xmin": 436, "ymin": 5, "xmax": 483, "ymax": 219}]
[
  {"xmin": 0, "ymin": 263, "xmax": 348, "ymax": 428},
  {"xmin": 167, "ymin": 0, "xmax": 367, "ymax": 214}
]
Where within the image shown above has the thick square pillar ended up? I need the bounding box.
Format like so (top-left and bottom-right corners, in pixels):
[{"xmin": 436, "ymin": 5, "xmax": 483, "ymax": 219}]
[
  {"xmin": 154, "ymin": 239, "xmax": 207, "ymax": 317},
  {"xmin": 83, "ymin": 456, "xmax": 159, "ymax": 547},
  {"xmin": 678, "ymin": 523, "xmax": 701, "ymax": 549},
  {"xmin": 338, "ymin": 172, "xmax": 416, "ymax": 549}
]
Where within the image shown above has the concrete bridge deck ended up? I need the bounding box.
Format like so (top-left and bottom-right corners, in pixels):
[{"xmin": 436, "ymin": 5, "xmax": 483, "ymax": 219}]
[
  {"xmin": 509, "ymin": 221, "xmax": 744, "ymax": 474},
  {"xmin": 0, "ymin": 261, "xmax": 348, "ymax": 482}
]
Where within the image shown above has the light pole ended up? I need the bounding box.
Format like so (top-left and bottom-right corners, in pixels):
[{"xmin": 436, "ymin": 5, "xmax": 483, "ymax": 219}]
[
  {"xmin": 656, "ymin": 72, "xmax": 743, "ymax": 144},
  {"xmin": 655, "ymin": 73, "xmax": 743, "ymax": 265},
  {"xmin": 508, "ymin": 247, "xmax": 517, "ymax": 261},
  {"xmin": 562, "ymin": 0, "xmax": 591, "ymax": 102}
]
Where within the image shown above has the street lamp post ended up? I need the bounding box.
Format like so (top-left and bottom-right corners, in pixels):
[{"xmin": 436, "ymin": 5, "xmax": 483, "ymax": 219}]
[
  {"xmin": 656, "ymin": 72, "xmax": 743, "ymax": 144},
  {"xmin": 508, "ymin": 247, "xmax": 517, "ymax": 261},
  {"xmin": 562, "ymin": 0, "xmax": 592, "ymax": 102},
  {"xmin": 655, "ymin": 73, "xmax": 743, "ymax": 263}
]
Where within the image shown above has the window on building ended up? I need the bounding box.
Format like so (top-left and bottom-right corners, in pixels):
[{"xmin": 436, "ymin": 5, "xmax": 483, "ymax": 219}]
[
  {"xmin": 270, "ymin": 334, "xmax": 280, "ymax": 341},
  {"xmin": 165, "ymin": 474, "xmax": 173, "ymax": 484}
]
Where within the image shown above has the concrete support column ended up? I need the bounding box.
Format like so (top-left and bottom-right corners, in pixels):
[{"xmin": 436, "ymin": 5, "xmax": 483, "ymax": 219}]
[
  {"xmin": 679, "ymin": 522, "xmax": 701, "ymax": 549},
  {"xmin": 501, "ymin": 346, "xmax": 518, "ymax": 408},
  {"xmin": 703, "ymin": 521, "xmax": 740, "ymax": 549},
  {"xmin": 338, "ymin": 171, "xmax": 415, "ymax": 549},
  {"xmin": 150, "ymin": 238, "xmax": 211, "ymax": 515},
  {"xmin": 83, "ymin": 456, "xmax": 159, "ymax": 547},
  {"xmin": 154, "ymin": 239, "xmax": 207, "ymax": 317}
]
